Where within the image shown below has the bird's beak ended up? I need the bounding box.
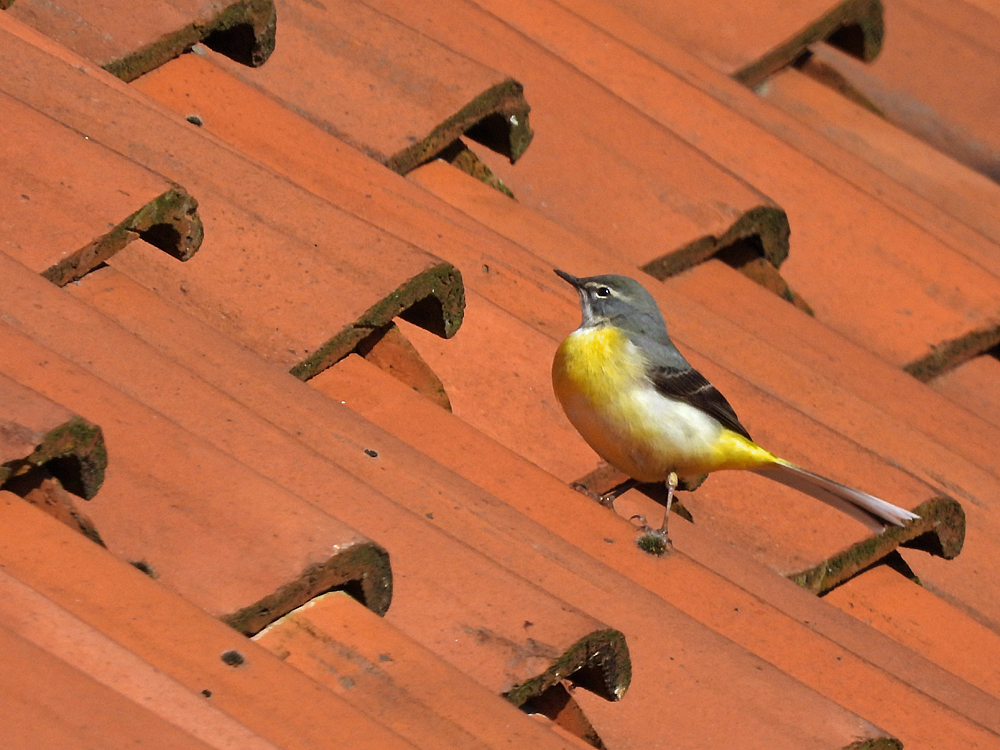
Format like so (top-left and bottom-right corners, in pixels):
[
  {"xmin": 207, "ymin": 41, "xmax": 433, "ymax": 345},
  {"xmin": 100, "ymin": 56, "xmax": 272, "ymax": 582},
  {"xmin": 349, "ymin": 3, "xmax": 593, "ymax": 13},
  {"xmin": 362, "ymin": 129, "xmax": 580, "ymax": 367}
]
[{"xmin": 554, "ymin": 269, "xmax": 583, "ymax": 288}]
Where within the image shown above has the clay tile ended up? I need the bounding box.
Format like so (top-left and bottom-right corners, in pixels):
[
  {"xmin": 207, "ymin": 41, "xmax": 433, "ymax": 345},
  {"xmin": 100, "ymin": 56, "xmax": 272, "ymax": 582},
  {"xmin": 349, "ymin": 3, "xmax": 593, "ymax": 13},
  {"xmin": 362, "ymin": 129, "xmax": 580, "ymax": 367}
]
[
  {"xmin": 561, "ymin": 0, "xmax": 884, "ymax": 85},
  {"xmin": 185, "ymin": 0, "xmax": 533, "ymax": 173},
  {"xmin": 369, "ymin": 0, "xmax": 788, "ymax": 279},
  {"xmin": 63, "ymin": 264, "xmax": 896, "ymax": 746},
  {"xmin": 5, "ymin": 0, "xmax": 277, "ymax": 80},
  {"xmin": 0, "ymin": 493, "xmax": 420, "ymax": 750},
  {"xmin": 19, "ymin": 261, "xmax": 630, "ymax": 708},
  {"xmin": 0, "ymin": 617, "xmax": 217, "ymax": 750},
  {"xmin": 0, "ymin": 375, "xmax": 106, "ymax": 543},
  {"xmin": 1, "ymin": 255, "xmax": 392, "ymax": 634},
  {"xmin": 826, "ymin": 564, "xmax": 1000, "ymax": 702},
  {"xmin": 0, "ymin": 375, "xmax": 106, "ymax": 499},
  {"xmin": 429, "ymin": 0, "xmax": 1000, "ymax": 375},
  {"xmin": 314, "ymin": 357, "xmax": 991, "ymax": 748},
  {"xmin": 256, "ymin": 592, "xmax": 610, "ymax": 750},
  {"xmin": 757, "ymin": 67, "xmax": 1000, "ymax": 252},
  {"xmin": 929, "ymin": 355, "xmax": 1000, "ymax": 430},
  {"xmin": 0, "ymin": 20, "xmax": 465, "ymax": 381},
  {"xmin": 1, "ymin": 93, "xmax": 202, "ymax": 284},
  {"xmin": 0, "ymin": 570, "xmax": 285, "ymax": 750},
  {"xmin": 670, "ymin": 261, "xmax": 1000, "ymax": 631},
  {"xmin": 802, "ymin": 0, "xmax": 1000, "ymax": 182}
]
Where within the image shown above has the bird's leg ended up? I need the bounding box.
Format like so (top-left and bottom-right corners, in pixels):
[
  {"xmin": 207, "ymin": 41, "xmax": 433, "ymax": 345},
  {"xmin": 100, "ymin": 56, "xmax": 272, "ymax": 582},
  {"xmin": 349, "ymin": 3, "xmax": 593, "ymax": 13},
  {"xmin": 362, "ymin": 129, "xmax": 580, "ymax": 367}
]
[{"xmin": 658, "ymin": 471, "xmax": 678, "ymax": 536}]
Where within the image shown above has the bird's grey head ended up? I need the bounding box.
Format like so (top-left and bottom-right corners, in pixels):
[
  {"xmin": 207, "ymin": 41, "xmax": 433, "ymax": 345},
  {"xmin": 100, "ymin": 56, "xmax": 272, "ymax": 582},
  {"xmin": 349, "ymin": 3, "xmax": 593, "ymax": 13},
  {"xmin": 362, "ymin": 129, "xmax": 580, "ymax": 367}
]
[{"xmin": 555, "ymin": 269, "xmax": 668, "ymax": 336}]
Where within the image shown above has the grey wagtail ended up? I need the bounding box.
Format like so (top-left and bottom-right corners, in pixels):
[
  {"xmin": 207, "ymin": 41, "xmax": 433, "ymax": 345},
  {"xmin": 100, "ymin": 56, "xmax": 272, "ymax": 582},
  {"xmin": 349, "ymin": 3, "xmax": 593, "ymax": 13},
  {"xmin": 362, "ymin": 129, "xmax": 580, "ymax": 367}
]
[{"xmin": 552, "ymin": 270, "xmax": 919, "ymax": 541}]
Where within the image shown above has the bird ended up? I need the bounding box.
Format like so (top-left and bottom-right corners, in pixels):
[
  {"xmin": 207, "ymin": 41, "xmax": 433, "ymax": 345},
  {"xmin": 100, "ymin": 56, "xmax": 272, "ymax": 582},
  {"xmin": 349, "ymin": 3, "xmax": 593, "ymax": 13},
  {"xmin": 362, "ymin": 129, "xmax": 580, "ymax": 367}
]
[{"xmin": 551, "ymin": 269, "xmax": 919, "ymax": 543}]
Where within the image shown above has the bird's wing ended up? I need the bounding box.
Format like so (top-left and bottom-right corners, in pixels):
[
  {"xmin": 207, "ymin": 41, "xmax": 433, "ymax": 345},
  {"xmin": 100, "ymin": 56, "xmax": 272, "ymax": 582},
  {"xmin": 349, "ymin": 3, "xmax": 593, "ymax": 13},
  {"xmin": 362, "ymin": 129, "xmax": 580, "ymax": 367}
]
[{"xmin": 646, "ymin": 361, "xmax": 753, "ymax": 441}]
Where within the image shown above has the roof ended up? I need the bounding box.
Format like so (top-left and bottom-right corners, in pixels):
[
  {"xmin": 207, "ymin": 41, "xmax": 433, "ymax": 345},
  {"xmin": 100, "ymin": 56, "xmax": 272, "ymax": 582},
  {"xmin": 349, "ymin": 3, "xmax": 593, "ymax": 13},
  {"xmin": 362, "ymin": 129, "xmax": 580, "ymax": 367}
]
[{"xmin": 2, "ymin": 0, "xmax": 999, "ymax": 748}]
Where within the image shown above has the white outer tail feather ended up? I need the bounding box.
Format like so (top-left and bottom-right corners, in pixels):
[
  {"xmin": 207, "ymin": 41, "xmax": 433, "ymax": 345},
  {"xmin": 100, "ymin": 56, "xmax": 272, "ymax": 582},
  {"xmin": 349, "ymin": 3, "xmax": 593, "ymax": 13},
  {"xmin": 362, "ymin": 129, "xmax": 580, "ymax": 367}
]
[{"xmin": 753, "ymin": 461, "xmax": 920, "ymax": 532}]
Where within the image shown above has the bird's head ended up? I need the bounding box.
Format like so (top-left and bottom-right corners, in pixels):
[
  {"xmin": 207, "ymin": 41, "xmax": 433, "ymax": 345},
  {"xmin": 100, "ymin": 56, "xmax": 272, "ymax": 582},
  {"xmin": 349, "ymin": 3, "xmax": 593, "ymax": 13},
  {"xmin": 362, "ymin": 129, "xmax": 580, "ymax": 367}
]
[{"xmin": 555, "ymin": 269, "xmax": 667, "ymax": 335}]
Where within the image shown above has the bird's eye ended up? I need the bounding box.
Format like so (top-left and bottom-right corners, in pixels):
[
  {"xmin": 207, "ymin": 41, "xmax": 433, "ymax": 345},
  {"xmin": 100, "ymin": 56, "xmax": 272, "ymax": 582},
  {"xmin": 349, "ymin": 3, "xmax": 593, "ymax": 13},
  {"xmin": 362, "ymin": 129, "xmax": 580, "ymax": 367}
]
[{"xmin": 595, "ymin": 286, "xmax": 611, "ymax": 298}]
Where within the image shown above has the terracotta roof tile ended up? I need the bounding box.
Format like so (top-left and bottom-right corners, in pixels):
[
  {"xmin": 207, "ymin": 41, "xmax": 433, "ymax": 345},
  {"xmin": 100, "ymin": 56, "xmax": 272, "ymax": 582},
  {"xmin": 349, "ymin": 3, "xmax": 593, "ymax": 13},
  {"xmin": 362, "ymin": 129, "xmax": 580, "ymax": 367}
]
[
  {"xmin": 929, "ymin": 355, "xmax": 1000, "ymax": 429},
  {"xmin": 407, "ymin": 161, "xmax": 960, "ymax": 585},
  {"xmin": 0, "ymin": 569, "xmax": 283, "ymax": 750},
  {"xmin": 55, "ymin": 265, "xmax": 631, "ymax": 707},
  {"xmin": 1, "ymin": 93, "xmax": 202, "ymax": 284},
  {"xmin": 447, "ymin": 0, "xmax": 1000, "ymax": 375},
  {"xmin": 314, "ymin": 354, "xmax": 1000, "ymax": 746},
  {"xmin": 558, "ymin": 0, "xmax": 885, "ymax": 85},
  {"xmin": 5, "ymin": 0, "xmax": 276, "ymax": 80},
  {"xmin": 367, "ymin": 0, "xmax": 790, "ymax": 280},
  {"xmin": 3, "ymin": 0, "xmax": 999, "ymax": 745},
  {"xmin": 0, "ymin": 18, "xmax": 462, "ymax": 380},
  {"xmin": 0, "ymin": 493, "xmax": 420, "ymax": 750},
  {"xmin": 183, "ymin": 0, "xmax": 533, "ymax": 174},
  {"xmin": 825, "ymin": 564, "xmax": 1000, "ymax": 701},
  {"xmin": 64, "ymin": 268, "xmax": 889, "ymax": 748},
  {"xmin": 757, "ymin": 66, "xmax": 1000, "ymax": 251},
  {"xmin": 0, "ymin": 616, "xmax": 216, "ymax": 750},
  {"xmin": 255, "ymin": 592, "xmax": 594, "ymax": 750},
  {"xmin": 0, "ymin": 374, "xmax": 106, "ymax": 502},
  {"xmin": 0, "ymin": 318, "xmax": 391, "ymax": 633},
  {"xmin": 802, "ymin": 0, "xmax": 1000, "ymax": 182}
]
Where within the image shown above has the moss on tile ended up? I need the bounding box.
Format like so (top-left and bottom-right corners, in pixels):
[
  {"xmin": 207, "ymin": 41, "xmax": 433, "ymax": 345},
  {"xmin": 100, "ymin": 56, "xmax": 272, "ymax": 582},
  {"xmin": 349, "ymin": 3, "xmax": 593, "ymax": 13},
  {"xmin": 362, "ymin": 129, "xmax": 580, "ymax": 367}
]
[
  {"xmin": 42, "ymin": 186, "xmax": 203, "ymax": 287},
  {"xmin": 904, "ymin": 324, "xmax": 1000, "ymax": 382},
  {"xmin": 9, "ymin": 416, "xmax": 109, "ymax": 501},
  {"xmin": 640, "ymin": 204, "xmax": 790, "ymax": 278},
  {"xmin": 734, "ymin": 0, "xmax": 884, "ymax": 87},
  {"xmin": 387, "ymin": 77, "xmax": 533, "ymax": 175},
  {"xmin": 102, "ymin": 0, "xmax": 277, "ymax": 82},
  {"xmin": 223, "ymin": 540, "xmax": 393, "ymax": 636},
  {"xmin": 290, "ymin": 262, "xmax": 465, "ymax": 381},
  {"xmin": 790, "ymin": 496, "xmax": 965, "ymax": 594},
  {"xmin": 502, "ymin": 628, "xmax": 631, "ymax": 708}
]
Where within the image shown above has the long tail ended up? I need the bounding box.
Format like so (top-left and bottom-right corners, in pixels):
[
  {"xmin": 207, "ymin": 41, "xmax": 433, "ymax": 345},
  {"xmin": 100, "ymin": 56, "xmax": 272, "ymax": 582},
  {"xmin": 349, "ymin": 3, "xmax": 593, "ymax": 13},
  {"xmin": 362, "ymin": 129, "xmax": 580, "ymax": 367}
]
[{"xmin": 753, "ymin": 461, "xmax": 920, "ymax": 532}]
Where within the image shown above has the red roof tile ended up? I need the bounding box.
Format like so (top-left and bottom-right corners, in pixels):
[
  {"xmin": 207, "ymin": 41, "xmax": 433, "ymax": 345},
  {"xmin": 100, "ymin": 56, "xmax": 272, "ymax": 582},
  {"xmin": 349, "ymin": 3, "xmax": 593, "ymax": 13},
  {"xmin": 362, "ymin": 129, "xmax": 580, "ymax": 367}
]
[
  {"xmin": 407, "ymin": 161, "xmax": 960, "ymax": 584},
  {"xmin": 3, "ymin": 0, "xmax": 1000, "ymax": 746},
  {"xmin": 63, "ymin": 267, "xmax": 888, "ymax": 747},
  {"xmin": 189, "ymin": 0, "xmax": 533, "ymax": 174},
  {"xmin": 447, "ymin": 0, "xmax": 1000, "ymax": 375},
  {"xmin": 826, "ymin": 564, "xmax": 1000, "ymax": 701},
  {"xmin": 929, "ymin": 355, "xmax": 1000, "ymax": 430},
  {"xmin": 1, "ymin": 92, "xmax": 202, "ymax": 284},
  {"xmin": 256, "ymin": 592, "xmax": 594, "ymax": 750},
  {"xmin": 758, "ymin": 66, "xmax": 1000, "ymax": 251},
  {"xmin": 5, "ymin": 0, "xmax": 276, "ymax": 79},
  {"xmin": 0, "ymin": 493, "xmax": 420, "ymax": 750},
  {"xmin": 0, "ymin": 616, "xmax": 216, "ymax": 750},
  {"xmin": 0, "ymin": 569, "xmax": 283, "ymax": 750},
  {"xmin": 314, "ymin": 354, "xmax": 1000, "ymax": 746},
  {"xmin": 803, "ymin": 0, "xmax": 1000, "ymax": 182},
  {"xmin": 58, "ymin": 264, "xmax": 631, "ymax": 706}
]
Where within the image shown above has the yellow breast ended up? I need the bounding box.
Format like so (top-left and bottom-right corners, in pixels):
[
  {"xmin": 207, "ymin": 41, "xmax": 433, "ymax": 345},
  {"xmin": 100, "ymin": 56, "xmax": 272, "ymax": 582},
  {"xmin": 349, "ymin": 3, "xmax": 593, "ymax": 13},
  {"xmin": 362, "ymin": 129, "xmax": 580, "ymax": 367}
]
[{"xmin": 552, "ymin": 325, "xmax": 775, "ymax": 481}]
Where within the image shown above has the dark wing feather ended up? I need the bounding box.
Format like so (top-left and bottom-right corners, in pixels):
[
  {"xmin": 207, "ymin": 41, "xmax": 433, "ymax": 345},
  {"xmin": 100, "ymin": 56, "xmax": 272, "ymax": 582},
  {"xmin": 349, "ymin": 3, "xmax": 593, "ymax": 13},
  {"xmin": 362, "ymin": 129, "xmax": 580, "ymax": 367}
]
[{"xmin": 647, "ymin": 364, "xmax": 753, "ymax": 441}]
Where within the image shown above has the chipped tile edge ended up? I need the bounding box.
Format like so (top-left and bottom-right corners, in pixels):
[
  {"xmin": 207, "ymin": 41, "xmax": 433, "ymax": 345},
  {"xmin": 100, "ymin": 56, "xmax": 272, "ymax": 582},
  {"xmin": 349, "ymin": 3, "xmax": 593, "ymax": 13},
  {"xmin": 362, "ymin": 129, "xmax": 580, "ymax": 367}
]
[
  {"xmin": 102, "ymin": 0, "xmax": 277, "ymax": 82},
  {"xmin": 386, "ymin": 77, "xmax": 534, "ymax": 175},
  {"xmin": 790, "ymin": 496, "xmax": 965, "ymax": 594},
  {"xmin": 1, "ymin": 416, "xmax": 108, "ymax": 502},
  {"xmin": 734, "ymin": 0, "xmax": 884, "ymax": 87},
  {"xmin": 640, "ymin": 204, "xmax": 790, "ymax": 279},
  {"xmin": 502, "ymin": 628, "xmax": 632, "ymax": 708},
  {"xmin": 222, "ymin": 540, "xmax": 393, "ymax": 636},
  {"xmin": 290, "ymin": 262, "xmax": 465, "ymax": 381},
  {"xmin": 41, "ymin": 186, "xmax": 204, "ymax": 287}
]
